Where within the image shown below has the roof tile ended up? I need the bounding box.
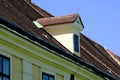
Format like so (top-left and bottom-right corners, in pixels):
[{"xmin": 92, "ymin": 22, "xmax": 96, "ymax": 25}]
[
  {"xmin": 80, "ymin": 34, "xmax": 120, "ymax": 78},
  {"xmin": 0, "ymin": 0, "xmax": 71, "ymax": 53},
  {"xmin": 1, "ymin": 0, "xmax": 120, "ymax": 79},
  {"xmin": 37, "ymin": 14, "xmax": 79, "ymax": 26}
]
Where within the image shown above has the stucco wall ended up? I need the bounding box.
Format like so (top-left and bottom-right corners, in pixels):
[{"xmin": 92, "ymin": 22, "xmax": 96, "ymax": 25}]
[{"xmin": 0, "ymin": 24, "xmax": 104, "ymax": 80}]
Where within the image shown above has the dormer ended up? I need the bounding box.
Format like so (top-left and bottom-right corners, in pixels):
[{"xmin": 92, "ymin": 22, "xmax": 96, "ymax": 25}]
[{"xmin": 37, "ymin": 14, "xmax": 84, "ymax": 57}]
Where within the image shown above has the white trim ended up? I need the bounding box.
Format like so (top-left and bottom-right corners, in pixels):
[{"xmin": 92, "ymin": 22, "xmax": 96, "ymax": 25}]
[
  {"xmin": 33, "ymin": 21, "xmax": 43, "ymax": 28},
  {"xmin": 74, "ymin": 17, "xmax": 84, "ymax": 31},
  {"xmin": 23, "ymin": 73, "xmax": 32, "ymax": 80},
  {"xmin": 0, "ymin": 50, "xmax": 12, "ymax": 58},
  {"xmin": 23, "ymin": 60, "xmax": 32, "ymax": 80}
]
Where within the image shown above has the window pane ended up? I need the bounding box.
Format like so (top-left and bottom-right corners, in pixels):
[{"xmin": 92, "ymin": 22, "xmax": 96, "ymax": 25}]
[
  {"xmin": 3, "ymin": 77, "xmax": 9, "ymax": 80},
  {"xmin": 74, "ymin": 34, "xmax": 79, "ymax": 52},
  {"xmin": 49, "ymin": 77, "xmax": 54, "ymax": 80},
  {"xmin": 0, "ymin": 76, "xmax": 2, "ymax": 80},
  {"xmin": 3, "ymin": 59, "xmax": 10, "ymax": 75},
  {"xmin": 43, "ymin": 75, "xmax": 48, "ymax": 80},
  {"xmin": 0, "ymin": 57, "xmax": 2, "ymax": 73}
]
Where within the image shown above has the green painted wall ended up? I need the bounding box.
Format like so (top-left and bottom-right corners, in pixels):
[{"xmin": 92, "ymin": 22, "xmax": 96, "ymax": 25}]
[
  {"xmin": 56, "ymin": 74, "xmax": 63, "ymax": 80},
  {"xmin": 12, "ymin": 56, "xmax": 22, "ymax": 80},
  {"xmin": 32, "ymin": 64, "xmax": 40, "ymax": 80},
  {"xmin": 0, "ymin": 24, "xmax": 104, "ymax": 80}
]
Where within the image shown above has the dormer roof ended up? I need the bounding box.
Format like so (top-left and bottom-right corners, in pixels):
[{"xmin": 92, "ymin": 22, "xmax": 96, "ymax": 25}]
[{"xmin": 37, "ymin": 14, "xmax": 80, "ymax": 26}]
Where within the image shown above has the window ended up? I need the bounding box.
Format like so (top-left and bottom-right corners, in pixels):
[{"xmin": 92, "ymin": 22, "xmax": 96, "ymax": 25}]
[
  {"xmin": 74, "ymin": 34, "xmax": 79, "ymax": 52},
  {"xmin": 42, "ymin": 72, "xmax": 54, "ymax": 80},
  {"xmin": 0, "ymin": 55, "xmax": 10, "ymax": 80},
  {"xmin": 70, "ymin": 74, "xmax": 74, "ymax": 80}
]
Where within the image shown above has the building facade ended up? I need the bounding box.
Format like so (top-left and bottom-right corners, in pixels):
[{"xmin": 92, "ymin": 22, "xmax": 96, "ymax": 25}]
[{"xmin": 0, "ymin": 0, "xmax": 120, "ymax": 80}]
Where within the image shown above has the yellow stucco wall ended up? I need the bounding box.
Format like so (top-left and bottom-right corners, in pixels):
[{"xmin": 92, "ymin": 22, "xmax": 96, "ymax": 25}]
[
  {"xmin": 54, "ymin": 33, "xmax": 74, "ymax": 52},
  {"xmin": 12, "ymin": 56, "xmax": 22, "ymax": 80},
  {"xmin": 56, "ymin": 73, "xmax": 63, "ymax": 80},
  {"xmin": 44, "ymin": 24, "xmax": 73, "ymax": 49},
  {"xmin": 32, "ymin": 64, "xmax": 40, "ymax": 80},
  {"xmin": 44, "ymin": 22, "xmax": 83, "ymax": 57}
]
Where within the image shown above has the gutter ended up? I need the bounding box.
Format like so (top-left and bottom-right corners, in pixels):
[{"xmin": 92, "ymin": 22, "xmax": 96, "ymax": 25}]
[{"xmin": 0, "ymin": 16, "xmax": 119, "ymax": 80}]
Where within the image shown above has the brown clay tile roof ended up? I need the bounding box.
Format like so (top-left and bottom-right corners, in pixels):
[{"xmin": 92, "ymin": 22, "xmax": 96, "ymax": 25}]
[
  {"xmin": 80, "ymin": 34, "xmax": 120, "ymax": 78},
  {"xmin": 37, "ymin": 14, "xmax": 79, "ymax": 26},
  {"xmin": 1, "ymin": 0, "xmax": 120, "ymax": 79},
  {"xmin": 0, "ymin": 0, "xmax": 71, "ymax": 53},
  {"xmin": 116, "ymin": 56, "xmax": 120, "ymax": 62},
  {"xmin": 105, "ymin": 48, "xmax": 120, "ymax": 65},
  {"xmin": 24, "ymin": 0, "xmax": 53, "ymax": 18}
]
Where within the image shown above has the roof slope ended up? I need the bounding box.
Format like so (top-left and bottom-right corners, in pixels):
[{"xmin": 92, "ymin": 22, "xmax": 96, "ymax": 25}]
[
  {"xmin": 0, "ymin": 0, "xmax": 120, "ymax": 79},
  {"xmin": 80, "ymin": 34, "xmax": 120, "ymax": 78},
  {"xmin": 0, "ymin": 0, "xmax": 70, "ymax": 53},
  {"xmin": 105, "ymin": 48, "xmax": 120, "ymax": 65}
]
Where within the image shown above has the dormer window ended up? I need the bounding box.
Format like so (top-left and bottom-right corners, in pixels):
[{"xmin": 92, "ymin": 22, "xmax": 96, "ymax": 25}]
[
  {"xmin": 74, "ymin": 34, "xmax": 79, "ymax": 52},
  {"xmin": 37, "ymin": 14, "xmax": 84, "ymax": 57}
]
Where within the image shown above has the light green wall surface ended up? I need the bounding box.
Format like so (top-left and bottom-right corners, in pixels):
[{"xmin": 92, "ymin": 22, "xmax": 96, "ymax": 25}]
[
  {"xmin": 0, "ymin": 24, "xmax": 104, "ymax": 80},
  {"xmin": 12, "ymin": 56, "xmax": 22, "ymax": 80}
]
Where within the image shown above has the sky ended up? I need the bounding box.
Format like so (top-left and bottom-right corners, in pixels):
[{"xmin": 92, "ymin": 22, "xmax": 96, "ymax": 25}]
[{"xmin": 32, "ymin": 0, "xmax": 120, "ymax": 56}]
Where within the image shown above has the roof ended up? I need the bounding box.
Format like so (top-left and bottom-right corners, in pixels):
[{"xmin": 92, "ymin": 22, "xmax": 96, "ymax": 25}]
[
  {"xmin": 1, "ymin": 17, "xmax": 118, "ymax": 80},
  {"xmin": 105, "ymin": 48, "xmax": 120, "ymax": 65},
  {"xmin": 37, "ymin": 14, "xmax": 79, "ymax": 26},
  {"xmin": 0, "ymin": 0, "xmax": 70, "ymax": 53},
  {"xmin": 0, "ymin": 0, "xmax": 120, "ymax": 79},
  {"xmin": 80, "ymin": 34, "xmax": 120, "ymax": 79},
  {"xmin": 25, "ymin": 0, "xmax": 53, "ymax": 18}
]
